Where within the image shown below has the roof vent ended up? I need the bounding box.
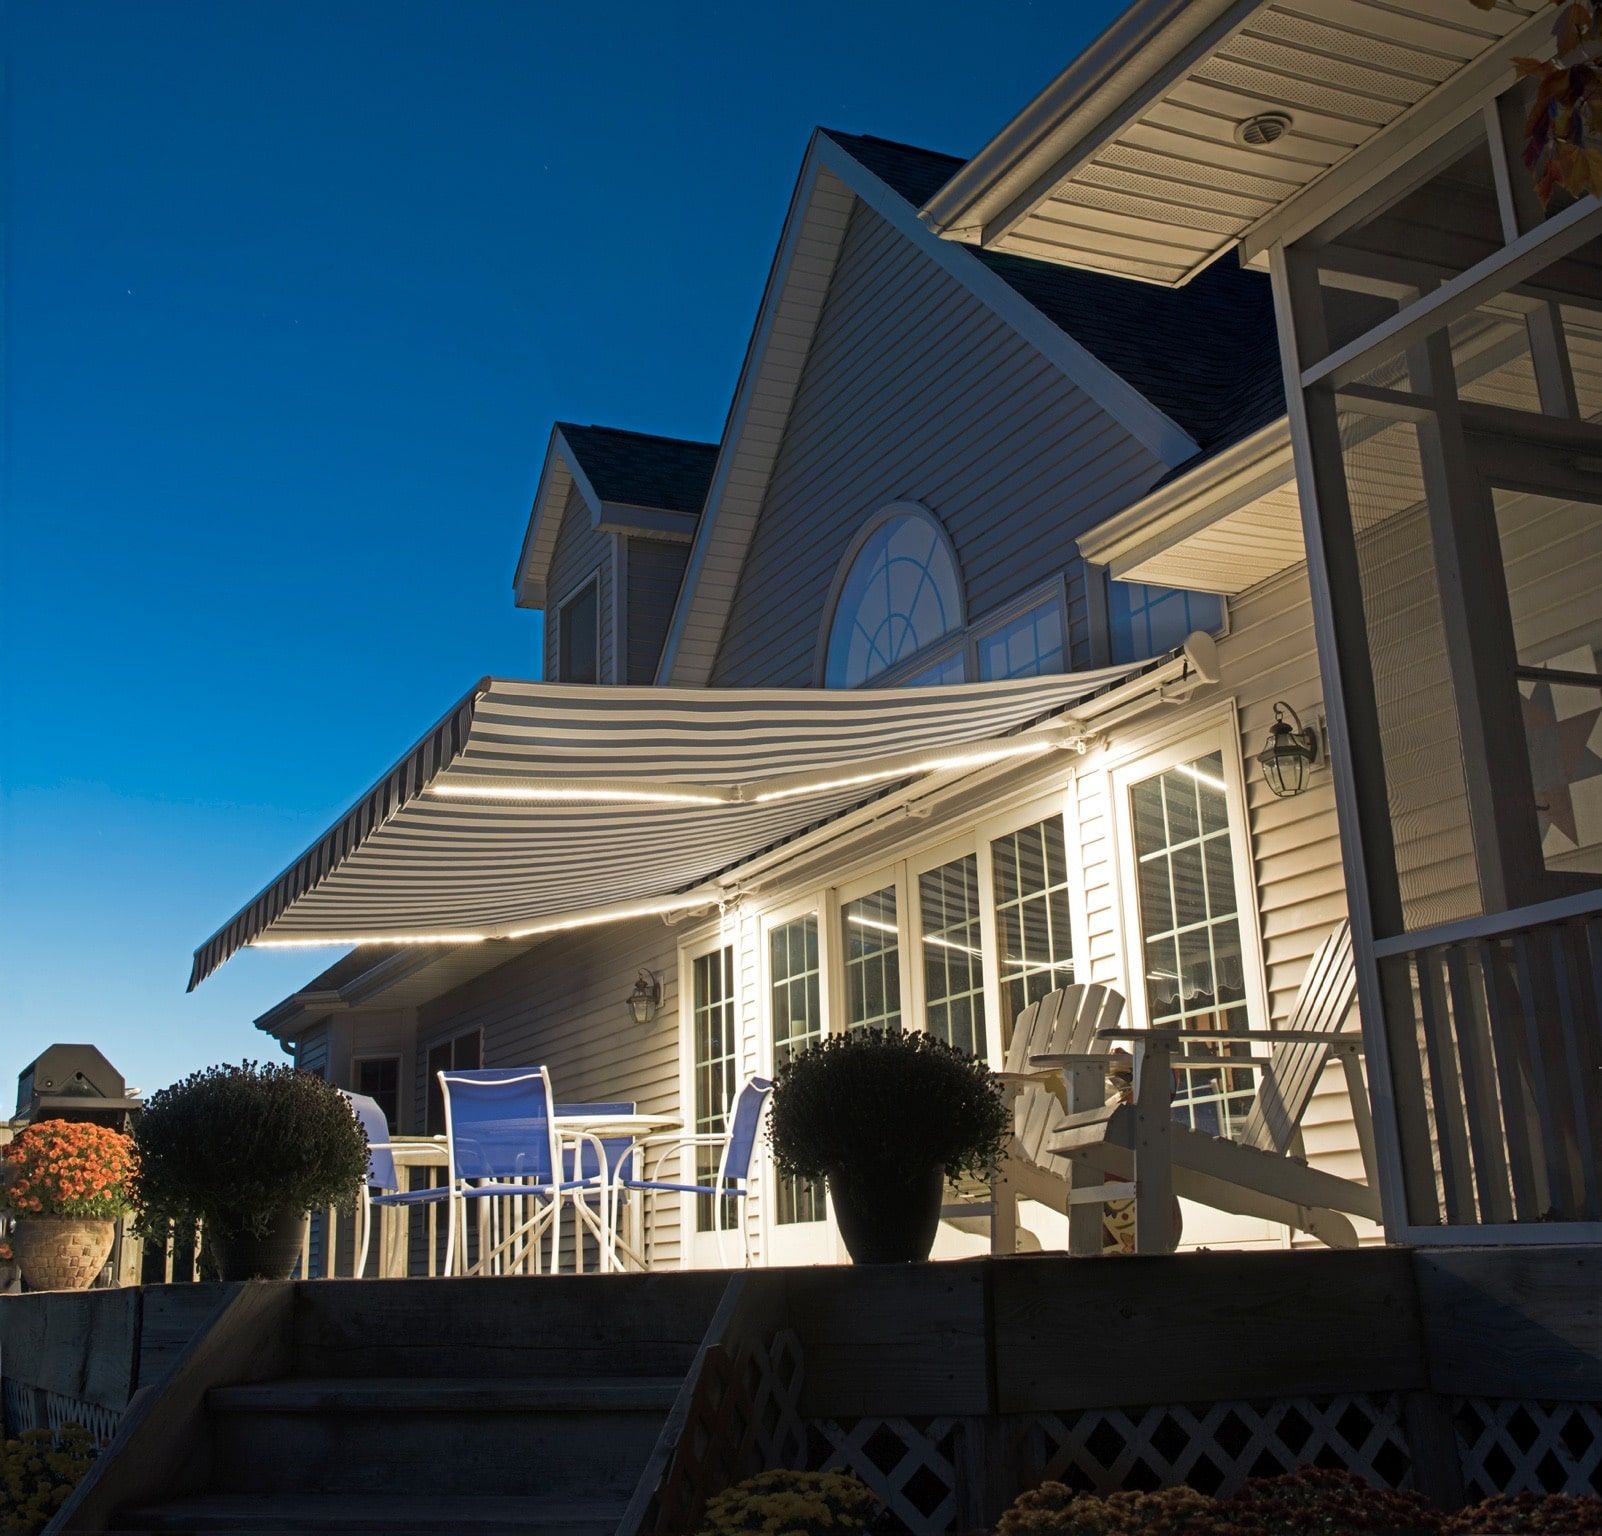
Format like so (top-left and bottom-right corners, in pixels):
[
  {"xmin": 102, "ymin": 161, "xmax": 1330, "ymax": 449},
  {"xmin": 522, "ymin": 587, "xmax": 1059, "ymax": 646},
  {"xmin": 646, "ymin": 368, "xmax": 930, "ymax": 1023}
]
[{"xmin": 1236, "ymin": 112, "xmax": 1292, "ymax": 147}]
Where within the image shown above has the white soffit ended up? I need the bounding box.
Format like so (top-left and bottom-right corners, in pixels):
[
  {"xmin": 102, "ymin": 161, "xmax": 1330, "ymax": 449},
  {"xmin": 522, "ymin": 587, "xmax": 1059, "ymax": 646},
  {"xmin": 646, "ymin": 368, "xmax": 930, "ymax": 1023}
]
[
  {"xmin": 925, "ymin": 0, "xmax": 1547, "ymax": 287},
  {"xmin": 1079, "ymin": 420, "xmax": 1303, "ymax": 594}
]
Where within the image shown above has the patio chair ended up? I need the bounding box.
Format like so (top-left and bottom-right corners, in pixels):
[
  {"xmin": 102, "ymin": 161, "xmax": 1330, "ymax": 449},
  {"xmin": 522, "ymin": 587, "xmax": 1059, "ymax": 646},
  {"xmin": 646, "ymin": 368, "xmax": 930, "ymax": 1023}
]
[
  {"xmin": 611, "ymin": 1075, "xmax": 773, "ymax": 1269},
  {"xmin": 438, "ymin": 1067, "xmax": 603, "ymax": 1276},
  {"xmin": 341, "ymin": 1089, "xmax": 452, "ymax": 1278},
  {"xmin": 1046, "ymin": 920, "xmax": 1381, "ymax": 1253},
  {"xmin": 939, "ymin": 983, "xmax": 1127, "ymax": 1255}
]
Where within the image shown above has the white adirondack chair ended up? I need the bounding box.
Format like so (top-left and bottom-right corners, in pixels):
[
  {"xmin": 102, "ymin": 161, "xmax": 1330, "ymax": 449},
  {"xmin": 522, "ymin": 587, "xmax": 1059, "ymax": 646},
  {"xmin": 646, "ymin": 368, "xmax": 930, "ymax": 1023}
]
[
  {"xmin": 941, "ymin": 983, "xmax": 1127, "ymax": 1254},
  {"xmin": 1043, "ymin": 920, "xmax": 1381, "ymax": 1254}
]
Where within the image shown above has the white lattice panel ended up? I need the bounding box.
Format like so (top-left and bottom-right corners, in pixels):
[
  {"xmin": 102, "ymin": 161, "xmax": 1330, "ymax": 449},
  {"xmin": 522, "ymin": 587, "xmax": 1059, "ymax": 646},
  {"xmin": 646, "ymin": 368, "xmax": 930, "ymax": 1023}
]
[
  {"xmin": 45, "ymin": 1390, "xmax": 122, "ymax": 1445},
  {"xmin": 809, "ymin": 1416, "xmax": 965, "ymax": 1536},
  {"xmin": 1455, "ymin": 1398, "xmax": 1602, "ymax": 1498},
  {"xmin": 1, "ymin": 1381, "xmax": 119, "ymax": 1446},
  {"xmin": 1030, "ymin": 1394, "xmax": 1412, "ymax": 1496},
  {"xmin": 2, "ymin": 1378, "xmax": 42, "ymax": 1435}
]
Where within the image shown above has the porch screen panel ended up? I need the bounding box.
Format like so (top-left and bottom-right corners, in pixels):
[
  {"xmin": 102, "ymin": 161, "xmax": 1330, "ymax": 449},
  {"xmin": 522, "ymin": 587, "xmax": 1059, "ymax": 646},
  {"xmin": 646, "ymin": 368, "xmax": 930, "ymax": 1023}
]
[
  {"xmin": 692, "ymin": 947, "xmax": 737, "ymax": 1231},
  {"xmin": 919, "ymin": 855, "xmax": 988, "ymax": 1058},
  {"xmin": 1129, "ymin": 753, "xmax": 1254, "ymax": 1137},
  {"xmin": 841, "ymin": 887, "xmax": 901, "ymax": 1032},
  {"xmin": 1342, "ymin": 410, "xmax": 1483, "ymax": 928},
  {"xmin": 1494, "ymin": 487, "xmax": 1602, "ymax": 879},
  {"xmin": 769, "ymin": 916, "xmax": 824, "ymax": 1223},
  {"xmin": 991, "ymin": 815, "xmax": 1074, "ymax": 1051}
]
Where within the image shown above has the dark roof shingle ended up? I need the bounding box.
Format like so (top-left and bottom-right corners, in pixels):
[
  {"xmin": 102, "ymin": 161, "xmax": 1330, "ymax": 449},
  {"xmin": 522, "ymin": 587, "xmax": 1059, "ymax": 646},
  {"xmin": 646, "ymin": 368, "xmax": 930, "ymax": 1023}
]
[
  {"xmin": 821, "ymin": 131, "xmax": 1285, "ymax": 458},
  {"xmin": 556, "ymin": 423, "xmax": 719, "ymax": 514}
]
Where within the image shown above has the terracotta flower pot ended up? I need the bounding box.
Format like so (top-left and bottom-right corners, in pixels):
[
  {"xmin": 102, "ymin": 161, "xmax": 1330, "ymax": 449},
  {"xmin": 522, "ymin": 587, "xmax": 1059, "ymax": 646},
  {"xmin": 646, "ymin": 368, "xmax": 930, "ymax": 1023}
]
[{"xmin": 12, "ymin": 1216, "xmax": 116, "ymax": 1291}]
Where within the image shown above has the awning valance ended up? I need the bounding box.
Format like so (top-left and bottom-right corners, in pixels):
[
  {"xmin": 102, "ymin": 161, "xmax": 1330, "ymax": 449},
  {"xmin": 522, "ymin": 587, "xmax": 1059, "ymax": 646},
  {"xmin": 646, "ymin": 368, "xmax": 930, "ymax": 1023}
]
[{"xmin": 190, "ymin": 660, "xmax": 1196, "ymax": 989}]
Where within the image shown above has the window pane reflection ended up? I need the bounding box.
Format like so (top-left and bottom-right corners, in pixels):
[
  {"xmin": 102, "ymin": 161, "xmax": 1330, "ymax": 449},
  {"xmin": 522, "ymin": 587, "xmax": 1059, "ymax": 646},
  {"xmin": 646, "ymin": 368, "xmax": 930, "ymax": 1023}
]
[{"xmin": 1129, "ymin": 752, "xmax": 1255, "ymax": 1137}]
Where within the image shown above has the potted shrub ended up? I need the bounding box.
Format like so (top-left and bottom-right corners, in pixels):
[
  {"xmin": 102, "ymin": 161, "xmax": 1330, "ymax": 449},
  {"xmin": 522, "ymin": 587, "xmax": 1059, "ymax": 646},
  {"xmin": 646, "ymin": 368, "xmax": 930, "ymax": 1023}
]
[
  {"xmin": 768, "ymin": 1028, "xmax": 1008, "ymax": 1264},
  {"xmin": 0, "ymin": 1120, "xmax": 136, "ymax": 1291},
  {"xmin": 133, "ymin": 1061, "xmax": 368, "ymax": 1281}
]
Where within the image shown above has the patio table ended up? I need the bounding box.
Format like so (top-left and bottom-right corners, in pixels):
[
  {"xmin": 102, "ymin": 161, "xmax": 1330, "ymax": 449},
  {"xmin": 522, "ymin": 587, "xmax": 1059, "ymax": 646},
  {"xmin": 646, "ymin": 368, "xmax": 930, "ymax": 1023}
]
[{"xmin": 379, "ymin": 1112, "xmax": 681, "ymax": 1276}]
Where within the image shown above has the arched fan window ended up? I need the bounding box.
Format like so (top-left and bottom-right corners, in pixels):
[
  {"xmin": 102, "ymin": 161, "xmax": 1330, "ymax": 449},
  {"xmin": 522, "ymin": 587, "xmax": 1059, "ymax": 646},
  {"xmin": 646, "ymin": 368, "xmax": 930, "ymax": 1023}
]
[{"xmin": 823, "ymin": 506, "xmax": 964, "ymax": 688}]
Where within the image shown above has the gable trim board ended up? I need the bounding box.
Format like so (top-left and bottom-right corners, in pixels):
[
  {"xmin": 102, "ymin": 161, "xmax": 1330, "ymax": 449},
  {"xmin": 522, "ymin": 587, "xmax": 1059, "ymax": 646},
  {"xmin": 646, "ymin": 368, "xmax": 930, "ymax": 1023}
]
[{"xmin": 655, "ymin": 129, "xmax": 1203, "ymax": 688}]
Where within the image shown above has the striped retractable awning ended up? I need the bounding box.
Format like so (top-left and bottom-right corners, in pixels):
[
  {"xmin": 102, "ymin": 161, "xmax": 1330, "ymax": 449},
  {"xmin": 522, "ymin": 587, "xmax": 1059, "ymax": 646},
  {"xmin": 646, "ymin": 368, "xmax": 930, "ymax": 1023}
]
[{"xmin": 189, "ymin": 665, "xmax": 1151, "ymax": 988}]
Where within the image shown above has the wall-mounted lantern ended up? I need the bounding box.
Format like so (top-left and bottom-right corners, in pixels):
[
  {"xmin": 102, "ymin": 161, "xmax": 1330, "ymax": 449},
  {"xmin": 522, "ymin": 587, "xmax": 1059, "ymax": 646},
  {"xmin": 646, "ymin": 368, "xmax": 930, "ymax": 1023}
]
[
  {"xmin": 625, "ymin": 969, "xmax": 662, "ymax": 1026},
  {"xmin": 1258, "ymin": 702, "xmax": 1320, "ymax": 798}
]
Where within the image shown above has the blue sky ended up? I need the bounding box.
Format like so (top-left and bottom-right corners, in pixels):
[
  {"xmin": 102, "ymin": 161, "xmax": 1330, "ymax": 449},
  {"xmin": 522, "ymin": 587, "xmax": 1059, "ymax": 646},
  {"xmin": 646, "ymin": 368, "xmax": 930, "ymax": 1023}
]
[{"xmin": 0, "ymin": 0, "xmax": 1126, "ymax": 1100}]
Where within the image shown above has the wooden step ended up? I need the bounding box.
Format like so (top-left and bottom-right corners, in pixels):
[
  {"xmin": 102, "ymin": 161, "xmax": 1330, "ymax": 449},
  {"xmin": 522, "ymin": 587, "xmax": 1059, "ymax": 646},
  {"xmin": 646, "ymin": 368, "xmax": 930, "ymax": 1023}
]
[
  {"xmin": 209, "ymin": 1374, "xmax": 683, "ymax": 1414},
  {"xmin": 206, "ymin": 1373, "xmax": 674, "ymax": 1497},
  {"xmin": 115, "ymin": 1492, "xmax": 624, "ymax": 1534},
  {"xmin": 290, "ymin": 1272, "xmax": 725, "ymax": 1380}
]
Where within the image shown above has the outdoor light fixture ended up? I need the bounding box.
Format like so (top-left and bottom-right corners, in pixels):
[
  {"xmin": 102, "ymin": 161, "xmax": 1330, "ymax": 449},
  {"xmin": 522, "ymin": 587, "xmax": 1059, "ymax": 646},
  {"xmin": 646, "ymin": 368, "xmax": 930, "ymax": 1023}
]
[
  {"xmin": 625, "ymin": 968, "xmax": 662, "ymax": 1026},
  {"xmin": 1258, "ymin": 702, "xmax": 1320, "ymax": 798}
]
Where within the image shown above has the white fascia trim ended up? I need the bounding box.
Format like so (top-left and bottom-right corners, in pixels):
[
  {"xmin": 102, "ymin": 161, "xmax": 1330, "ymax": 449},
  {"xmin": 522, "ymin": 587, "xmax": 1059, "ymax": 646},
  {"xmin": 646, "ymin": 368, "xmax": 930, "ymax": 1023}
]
[
  {"xmin": 656, "ymin": 143, "xmax": 837, "ymax": 685},
  {"xmin": 1077, "ymin": 418, "xmax": 1294, "ymax": 575},
  {"xmin": 821, "ymin": 134, "xmax": 1199, "ymax": 466},
  {"xmin": 513, "ymin": 429, "xmax": 604, "ymax": 610},
  {"xmin": 920, "ymin": 0, "xmax": 1257, "ymax": 249}
]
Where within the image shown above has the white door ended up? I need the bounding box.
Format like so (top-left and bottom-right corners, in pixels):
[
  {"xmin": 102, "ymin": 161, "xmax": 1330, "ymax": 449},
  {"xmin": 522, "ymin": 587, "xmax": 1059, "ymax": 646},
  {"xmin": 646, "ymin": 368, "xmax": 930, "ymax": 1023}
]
[{"xmin": 761, "ymin": 900, "xmax": 842, "ymax": 1266}]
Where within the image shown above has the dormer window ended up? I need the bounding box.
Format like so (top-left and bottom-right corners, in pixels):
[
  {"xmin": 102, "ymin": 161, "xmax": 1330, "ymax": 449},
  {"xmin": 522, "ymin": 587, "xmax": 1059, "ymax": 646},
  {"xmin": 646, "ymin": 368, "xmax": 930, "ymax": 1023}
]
[
  {"xmin": 558, "ymin": 578, "xmax": 600, "ymax": 684},
  {"xmin": 824, "ymin": 505, "xmax": 964, "ymax": 688}
]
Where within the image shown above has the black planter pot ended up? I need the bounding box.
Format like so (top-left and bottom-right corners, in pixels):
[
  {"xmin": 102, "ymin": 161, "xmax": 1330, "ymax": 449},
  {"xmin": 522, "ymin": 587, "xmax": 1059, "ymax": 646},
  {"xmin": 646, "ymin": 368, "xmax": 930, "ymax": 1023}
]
[
  {"xmin": 207, "ymin": 1207, "xmax": 305, "ymax": 1281},
  {"xmin": 827, "ymin": 1162, "xmax": 945, "ymax": 1264}
]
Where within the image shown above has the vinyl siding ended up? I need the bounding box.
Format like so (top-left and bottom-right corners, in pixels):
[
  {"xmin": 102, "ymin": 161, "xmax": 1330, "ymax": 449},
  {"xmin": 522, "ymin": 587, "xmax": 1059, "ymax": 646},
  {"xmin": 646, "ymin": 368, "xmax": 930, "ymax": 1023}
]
[
  {"xmin": 545, "ymin": 484, "xmax": 614, "ymax": 684},
  {"xmin": 296, "ymin": 1024, "xmax": 330, "ymax": 1079},
  {"xmin": 624, "ymin": 537, "xmax": 691, "ymax": 685},
  {"xmin": 415, "ymin": 917, "xmax": 686, "ymax": 1267},
  {"xmin": 708, "ymin": 200, "xmax": 1166, "ymax": 686}
]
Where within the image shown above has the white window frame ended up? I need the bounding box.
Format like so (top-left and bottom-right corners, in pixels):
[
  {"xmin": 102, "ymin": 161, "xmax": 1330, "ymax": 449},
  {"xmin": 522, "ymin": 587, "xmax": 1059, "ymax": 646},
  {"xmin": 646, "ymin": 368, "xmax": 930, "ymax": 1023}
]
[
  {"xmin": 817, "ymin": 501, "xmax": 967, "ymax": 689},
  {"xmin": 1104, "ymin": 574, "xmax": 1230, "ymax": 667},
  {"xmin": 971, "ymin": 576, "xmax": 1072, "ymax": 682},
  {"xmin": 1106, "ymin": 710, "xmax": 1270, "ymax": 1038},
  {"xmin": 908, "ymin": 833, "xmax": 998, "ymax": 1068},
  {"xmin": 832, "ymin": 865, "xmax": 915, "ymax": 1037},
  {"xmin": 975, "ymin": 789, "xmax": 1089, "ymax": 1063},
  {"xmin": 351, "ymin": 1052, "xmax": 405, "ymax": 1133},
  {"xmin": 555, "ymin": 572, "xmax": 603, "ymax": 685},
  {"xmin": 758, "ymin": 892, "xmax": 839, "ymax": 1264},
  {"xmin": 676, "ymin": 926, "xmax": 742, "ymax": 1269},
  {"xmin": 423, "ymin": 1026, "xmax": 483, "ymax": 1137}
]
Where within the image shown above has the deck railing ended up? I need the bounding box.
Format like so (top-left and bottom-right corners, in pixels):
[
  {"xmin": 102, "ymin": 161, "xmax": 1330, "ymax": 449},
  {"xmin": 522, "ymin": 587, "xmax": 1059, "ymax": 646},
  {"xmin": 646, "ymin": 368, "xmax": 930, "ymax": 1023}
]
[{"xmin": 1374, "ymin": 891, "xmax": 1602, "ymax": 1237}]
